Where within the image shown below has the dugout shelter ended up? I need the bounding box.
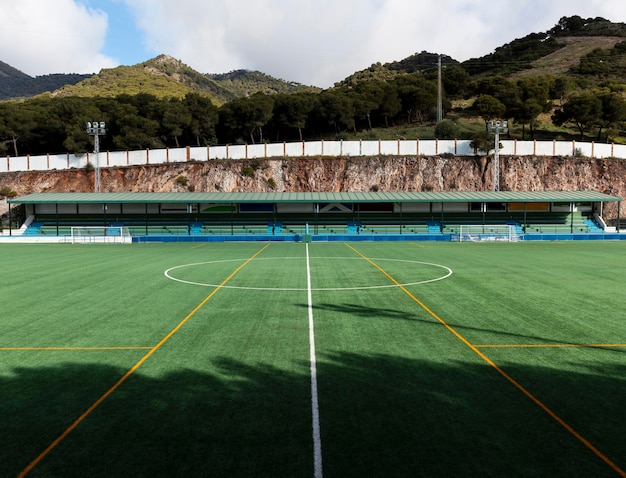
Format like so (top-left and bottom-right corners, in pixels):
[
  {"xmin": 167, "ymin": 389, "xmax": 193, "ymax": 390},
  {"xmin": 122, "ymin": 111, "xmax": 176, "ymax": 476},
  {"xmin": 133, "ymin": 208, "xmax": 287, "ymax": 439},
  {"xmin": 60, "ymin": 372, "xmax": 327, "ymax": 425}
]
[{"xmin": 6, "ymin": 190, "xmax": 622, "ymax": 241}]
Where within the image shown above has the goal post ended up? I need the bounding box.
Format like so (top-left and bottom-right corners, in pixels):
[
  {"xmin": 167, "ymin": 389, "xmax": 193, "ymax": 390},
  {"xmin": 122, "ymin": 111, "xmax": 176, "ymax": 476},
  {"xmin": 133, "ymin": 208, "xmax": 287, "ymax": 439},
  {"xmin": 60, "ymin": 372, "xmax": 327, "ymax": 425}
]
[
  {"xmin": 70, "ymin": 226, "xmax": 132, "ymax": 244},
  {"xmin": 453, "ymin": 225, "xmax": 521, "ymax": 242}
]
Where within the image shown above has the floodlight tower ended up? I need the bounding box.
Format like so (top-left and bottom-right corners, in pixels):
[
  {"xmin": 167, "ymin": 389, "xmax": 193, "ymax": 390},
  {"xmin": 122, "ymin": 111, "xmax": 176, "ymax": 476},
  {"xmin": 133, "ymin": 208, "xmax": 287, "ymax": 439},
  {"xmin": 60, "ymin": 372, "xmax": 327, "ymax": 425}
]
[
  {"xmin": 488, "ymin": 120, "xmax": 508, "ymax": 191},
  {"xmin": 86, "ymin": 121, "xmax": 106, "ymax": 192}
]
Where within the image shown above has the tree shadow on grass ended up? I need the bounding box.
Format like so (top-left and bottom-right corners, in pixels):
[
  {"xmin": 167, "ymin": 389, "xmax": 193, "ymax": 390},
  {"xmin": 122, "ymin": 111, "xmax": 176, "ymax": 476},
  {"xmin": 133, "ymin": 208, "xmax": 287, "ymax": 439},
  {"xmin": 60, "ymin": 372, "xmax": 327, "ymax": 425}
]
[
  {"xmin": 2, "ymin": 353, "xmax": 626, "ymax": 478},
  {"xmin": 307, "ymin": 301, "xmax": 626, "ymax": 353}
]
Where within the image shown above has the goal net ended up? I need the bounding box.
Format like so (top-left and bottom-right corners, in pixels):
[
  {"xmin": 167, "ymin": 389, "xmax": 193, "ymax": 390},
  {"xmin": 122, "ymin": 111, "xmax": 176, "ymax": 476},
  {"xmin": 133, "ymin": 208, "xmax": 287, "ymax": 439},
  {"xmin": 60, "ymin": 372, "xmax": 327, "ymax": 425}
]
[
  {"xmin": 454, "ymin": 225, "xmax": 521, "ymax": 242},
  {"xmin": 70, "ymin": 226, "xmax": 132, "ymax": 244}
]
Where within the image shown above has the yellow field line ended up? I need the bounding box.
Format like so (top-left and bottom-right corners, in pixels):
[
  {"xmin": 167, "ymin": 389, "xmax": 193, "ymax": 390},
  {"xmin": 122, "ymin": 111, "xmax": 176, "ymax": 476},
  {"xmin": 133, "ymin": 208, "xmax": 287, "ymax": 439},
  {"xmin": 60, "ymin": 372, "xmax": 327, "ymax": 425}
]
[
  {"xmin": 345, "ymin": 244, "xmax": 626, "ymax": 478},
  {"xmin": 0, "ymin": 346, "xmax": 153, "ymax": 351},
  {"xmin": 18, "ymin": 243, "xmax": 270, "ymax": 478},
  {"xmin": 476, "ymin": 343, "xmax": 626, "ymax": 349}
]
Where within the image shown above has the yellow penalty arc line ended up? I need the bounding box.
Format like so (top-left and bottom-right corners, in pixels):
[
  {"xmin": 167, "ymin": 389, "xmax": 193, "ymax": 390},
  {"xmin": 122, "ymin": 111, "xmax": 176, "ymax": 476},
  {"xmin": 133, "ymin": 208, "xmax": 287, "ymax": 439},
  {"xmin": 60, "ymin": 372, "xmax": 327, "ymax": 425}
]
[
  {"xmin": 345, "ymin": 244, "xmax": 626, "ymax": 478},
  {"xmin": 18, "ymin": 243, "xmax": 270, "ymax": 478}
]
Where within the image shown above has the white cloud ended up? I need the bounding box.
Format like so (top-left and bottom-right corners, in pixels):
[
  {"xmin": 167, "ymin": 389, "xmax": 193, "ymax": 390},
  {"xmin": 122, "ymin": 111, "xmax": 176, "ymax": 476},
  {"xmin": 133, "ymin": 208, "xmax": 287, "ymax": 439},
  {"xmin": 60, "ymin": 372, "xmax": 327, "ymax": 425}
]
[
  {"xmin": 125, "ymin": 0, "xmax": 387, "ymax": 86},
  {"xmin": 125, "ymin": 0, "xmax": 626, "ymax": 87},
  {"xmin": 4, "ymin": 0, "xmax": 626, "ymax": 86},
  {"xmin": 0, "ymin": 0, "xmax": 117, "ymax": 76}
]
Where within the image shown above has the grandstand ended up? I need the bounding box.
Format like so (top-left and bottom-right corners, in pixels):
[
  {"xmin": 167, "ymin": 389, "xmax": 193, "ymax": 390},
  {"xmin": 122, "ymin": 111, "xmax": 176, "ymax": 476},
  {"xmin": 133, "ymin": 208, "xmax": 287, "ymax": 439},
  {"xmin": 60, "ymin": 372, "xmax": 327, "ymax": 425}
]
[{"xmin": 5, "ymin": 190, "xmax": 623, "ymax": 242}]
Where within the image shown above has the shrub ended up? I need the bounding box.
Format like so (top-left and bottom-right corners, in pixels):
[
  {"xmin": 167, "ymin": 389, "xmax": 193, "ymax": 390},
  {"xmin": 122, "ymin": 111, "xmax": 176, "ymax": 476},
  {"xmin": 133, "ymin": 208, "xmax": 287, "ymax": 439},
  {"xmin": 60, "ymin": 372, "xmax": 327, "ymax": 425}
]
[
  {"xmin": 434, "ymin": 119, "xmax": 460, "ymax": 139},
  {"xmin": 242, "ymin": 166, "xmax": 255, "ymax": 177},
  {"xmin": 176, "ymin": 175, "xmax": 188, "ymax": 186},
  {"xmin": 0, "ymin": 186, "xmax": 17, "ymax": 198}
]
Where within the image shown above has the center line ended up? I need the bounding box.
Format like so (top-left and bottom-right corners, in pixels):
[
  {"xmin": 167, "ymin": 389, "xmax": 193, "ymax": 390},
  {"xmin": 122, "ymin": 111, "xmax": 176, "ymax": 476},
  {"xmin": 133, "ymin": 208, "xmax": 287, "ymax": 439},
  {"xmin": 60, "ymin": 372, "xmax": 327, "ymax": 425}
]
[{"xmin": 307, "ymin": 243, "xmax": 323, "ymax": 478}]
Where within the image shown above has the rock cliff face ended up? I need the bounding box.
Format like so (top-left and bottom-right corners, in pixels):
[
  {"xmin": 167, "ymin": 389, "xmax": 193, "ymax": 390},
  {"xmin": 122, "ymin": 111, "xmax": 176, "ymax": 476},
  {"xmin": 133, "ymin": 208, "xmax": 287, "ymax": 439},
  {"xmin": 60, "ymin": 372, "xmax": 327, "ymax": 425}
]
[{"xmin": 1, "ymin": 155, "xmax": 625, "ymax": 223}]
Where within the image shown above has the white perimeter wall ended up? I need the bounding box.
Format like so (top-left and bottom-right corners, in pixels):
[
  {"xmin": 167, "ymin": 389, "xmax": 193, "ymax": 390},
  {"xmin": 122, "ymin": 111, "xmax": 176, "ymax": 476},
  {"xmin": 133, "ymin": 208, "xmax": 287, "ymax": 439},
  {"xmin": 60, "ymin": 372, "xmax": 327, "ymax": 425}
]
[{"xmin": 3, "ymin": 139, "xmax": 626, "ymax": 174}]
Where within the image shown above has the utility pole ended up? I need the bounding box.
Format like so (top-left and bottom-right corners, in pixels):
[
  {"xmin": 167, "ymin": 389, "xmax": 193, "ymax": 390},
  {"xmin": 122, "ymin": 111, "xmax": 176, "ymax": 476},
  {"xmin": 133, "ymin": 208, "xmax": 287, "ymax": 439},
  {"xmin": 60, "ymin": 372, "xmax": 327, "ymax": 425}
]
[
  {"xmin": 488, "ymin": 120, "xmax": 508, "ymax": 191},
  {"xmin": 437, "ymin": 55, "xmax": 443, "ymax": 124}
]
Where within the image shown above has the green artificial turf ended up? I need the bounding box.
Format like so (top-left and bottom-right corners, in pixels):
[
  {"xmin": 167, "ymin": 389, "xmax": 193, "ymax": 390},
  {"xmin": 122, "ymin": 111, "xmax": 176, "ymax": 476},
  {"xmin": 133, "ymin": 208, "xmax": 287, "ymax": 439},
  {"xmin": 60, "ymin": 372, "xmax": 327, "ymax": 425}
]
[{"xmin": 1, "ymin": 241, "xmax": 625, "ymax": 477}]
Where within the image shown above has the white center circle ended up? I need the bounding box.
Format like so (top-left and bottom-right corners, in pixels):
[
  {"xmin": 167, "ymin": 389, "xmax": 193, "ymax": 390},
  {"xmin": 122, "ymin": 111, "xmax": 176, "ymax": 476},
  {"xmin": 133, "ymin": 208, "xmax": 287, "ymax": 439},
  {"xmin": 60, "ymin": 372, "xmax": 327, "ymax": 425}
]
[{"xmin": 164, "ymin": 257, "xmax": 452, "ymax": 291}]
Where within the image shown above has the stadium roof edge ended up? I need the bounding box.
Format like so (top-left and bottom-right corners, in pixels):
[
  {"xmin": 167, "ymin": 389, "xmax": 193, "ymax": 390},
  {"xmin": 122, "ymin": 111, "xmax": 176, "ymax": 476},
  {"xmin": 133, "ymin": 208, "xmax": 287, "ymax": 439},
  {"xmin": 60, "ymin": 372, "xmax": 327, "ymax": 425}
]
[{"xmin": 7, "ymin": 191, "xmax": 622, "ymax": 205}]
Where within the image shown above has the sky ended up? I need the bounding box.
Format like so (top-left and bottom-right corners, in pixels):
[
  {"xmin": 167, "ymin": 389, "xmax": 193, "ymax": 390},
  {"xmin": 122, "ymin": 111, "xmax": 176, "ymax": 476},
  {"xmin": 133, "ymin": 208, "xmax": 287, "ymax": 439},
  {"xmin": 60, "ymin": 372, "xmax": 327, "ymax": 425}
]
[{"xmin": 1, "ymin": 0, "xmax": 626, "ymax": 88}]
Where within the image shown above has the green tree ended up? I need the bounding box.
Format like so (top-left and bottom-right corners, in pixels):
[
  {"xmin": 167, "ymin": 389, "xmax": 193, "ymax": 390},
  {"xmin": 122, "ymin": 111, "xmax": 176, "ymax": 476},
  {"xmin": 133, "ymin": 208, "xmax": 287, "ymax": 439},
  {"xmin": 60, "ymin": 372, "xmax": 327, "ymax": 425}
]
[
  {"xmin": 162, "ymin": 98, "xmax": 192, "ymax": 148},
  {"xmin": 393, "ymin": 74, "xmax": 437, "ymax": 124},
  {"xmin": 376, "ymin": 82, "xmax": 402, "ymax": 128},
  {"xmin": 183, "ymin": 93, "xmax": 218, "ymax": 146},
  {"xmin": 271, "ymin": 92, "xmax": 317, "ymax": 141},
  {"xmin": 218, "ymin": 93, "xmax": 275, "ymax": 144},
  {"xmin": 472, "ymin": 95, "xmax": 506, "ymax": 125},
  {"xmin": 552, "ymin": 92, "xmax": 603, "ymax": 140},
  {"xmin": 442, "ymin": 64, "xmax": 470, "ymax": 98},
  {"xmin": 106, "ymin": 101, "xmax": 161, "ymax": 150},
  {"xmin": 597, "ymin": 91, "xmax": 626, "ymax": 141},
  {"xmin": 312, "ymin": 89, "xmax": 355, "ymax": 136}
]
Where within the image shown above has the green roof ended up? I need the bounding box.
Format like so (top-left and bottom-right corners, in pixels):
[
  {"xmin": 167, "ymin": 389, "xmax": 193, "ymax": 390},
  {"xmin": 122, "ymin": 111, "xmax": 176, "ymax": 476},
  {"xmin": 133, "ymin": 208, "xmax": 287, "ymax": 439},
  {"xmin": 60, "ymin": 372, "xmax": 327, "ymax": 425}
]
[{"xmin": 8, "ymin": 190, "xmax": 622, "ymax": 205}]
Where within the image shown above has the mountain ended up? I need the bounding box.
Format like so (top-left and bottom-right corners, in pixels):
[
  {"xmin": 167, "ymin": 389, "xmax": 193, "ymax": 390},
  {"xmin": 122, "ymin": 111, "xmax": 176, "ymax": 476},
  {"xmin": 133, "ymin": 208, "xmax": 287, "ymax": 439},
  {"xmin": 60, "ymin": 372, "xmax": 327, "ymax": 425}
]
[
  {"xmin": 1, "ymin": 55, "xmax": 318, "ymax": 104},
  {"xmin": 4, "ymin": 16, "xmax": 626, "ymax": 103},
  {"xmin": 0, "ymin": 61, "xmax": 91, "ymax": 100},
  {"xmin": 338, "ymin": 15, "xmax": 626, "ymax": 86},
  {"xmin": 43, "ymin": 55, "xmax": 318, "ymax": 104}
]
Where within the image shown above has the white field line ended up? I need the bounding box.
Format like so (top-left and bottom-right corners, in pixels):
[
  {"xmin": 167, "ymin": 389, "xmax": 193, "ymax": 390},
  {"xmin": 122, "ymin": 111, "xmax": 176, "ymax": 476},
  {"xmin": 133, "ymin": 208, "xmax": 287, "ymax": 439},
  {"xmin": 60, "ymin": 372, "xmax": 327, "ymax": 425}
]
[{"xmin": 307, "ymin": 243, "xmax": 323, "ymax": 478}]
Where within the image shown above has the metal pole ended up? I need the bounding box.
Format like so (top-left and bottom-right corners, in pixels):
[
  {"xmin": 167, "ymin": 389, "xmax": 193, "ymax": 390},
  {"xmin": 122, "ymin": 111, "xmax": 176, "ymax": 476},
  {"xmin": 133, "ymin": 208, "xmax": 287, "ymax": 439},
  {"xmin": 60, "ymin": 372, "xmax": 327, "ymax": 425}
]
[
  {"xmin": 94, "ymin": 132, "xmax": 101, "ymax": 192},
  {"xmin": 494, "ymin": 129, "xmax": 500, "ymax": 192},
  {"xmin": 488, "ymin": 120, "xmax": 507, "ymax": 192},
  {"xmin": 86, "ymin": 121, "xmax": 106, "ymax": 193}
]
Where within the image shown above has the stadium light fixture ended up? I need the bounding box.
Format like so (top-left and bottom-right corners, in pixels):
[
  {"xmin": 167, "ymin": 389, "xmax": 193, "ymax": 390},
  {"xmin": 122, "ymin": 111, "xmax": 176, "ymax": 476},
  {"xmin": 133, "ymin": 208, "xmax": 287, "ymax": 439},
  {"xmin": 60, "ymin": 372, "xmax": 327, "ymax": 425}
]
[
  {"xmin": 488, "ymin": 120, "xmax": 508, "ymax": 192},
  {"xmin": 86, "ymin": 121, "xmax": 106, "ymax": 192}
]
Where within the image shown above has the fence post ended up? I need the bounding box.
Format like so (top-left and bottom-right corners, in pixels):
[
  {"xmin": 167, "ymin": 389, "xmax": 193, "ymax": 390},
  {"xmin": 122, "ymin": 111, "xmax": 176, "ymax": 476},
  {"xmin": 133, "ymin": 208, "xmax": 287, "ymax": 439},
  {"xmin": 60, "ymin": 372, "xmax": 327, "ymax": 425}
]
[
  {"xmin": 146, "ymin": 148, "xmax": 150, "ymax": 164},
  {"xmin": 186, "ymin": 146, "xmax": 190, "ymax": 161}
]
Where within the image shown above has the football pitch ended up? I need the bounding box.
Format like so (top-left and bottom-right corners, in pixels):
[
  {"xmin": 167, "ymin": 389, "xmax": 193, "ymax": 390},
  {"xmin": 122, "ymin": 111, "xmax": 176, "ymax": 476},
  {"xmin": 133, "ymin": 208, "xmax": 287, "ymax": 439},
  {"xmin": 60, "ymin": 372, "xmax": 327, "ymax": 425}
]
[{"xmin": 2, "ymin": 241, "xmax": 626, "ymax": 477}]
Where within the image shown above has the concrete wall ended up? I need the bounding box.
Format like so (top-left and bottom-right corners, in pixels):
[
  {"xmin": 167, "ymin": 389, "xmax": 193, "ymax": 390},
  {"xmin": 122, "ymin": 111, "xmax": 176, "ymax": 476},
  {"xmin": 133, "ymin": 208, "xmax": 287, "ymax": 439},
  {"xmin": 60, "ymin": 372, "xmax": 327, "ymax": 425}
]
[{"xmin": 3, "ymin": 139, "xmax": 626, "ymax": 174}]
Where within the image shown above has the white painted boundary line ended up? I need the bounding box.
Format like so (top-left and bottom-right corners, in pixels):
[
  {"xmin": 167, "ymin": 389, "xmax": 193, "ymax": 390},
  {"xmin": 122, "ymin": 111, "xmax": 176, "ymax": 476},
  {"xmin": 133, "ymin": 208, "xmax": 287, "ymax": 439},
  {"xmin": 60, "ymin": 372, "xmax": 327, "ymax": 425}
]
[{"xmin": 307, "ymin": 243, "xmax": 323, "ymax": 478}]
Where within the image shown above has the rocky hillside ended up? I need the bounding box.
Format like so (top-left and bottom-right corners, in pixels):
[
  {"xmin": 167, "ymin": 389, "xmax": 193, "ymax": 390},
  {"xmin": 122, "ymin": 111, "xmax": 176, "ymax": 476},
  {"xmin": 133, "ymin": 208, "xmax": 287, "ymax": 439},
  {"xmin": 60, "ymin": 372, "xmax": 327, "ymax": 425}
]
[{"xmin": 2, "ymin": 156, "xmax": 624, "ymax": 225}]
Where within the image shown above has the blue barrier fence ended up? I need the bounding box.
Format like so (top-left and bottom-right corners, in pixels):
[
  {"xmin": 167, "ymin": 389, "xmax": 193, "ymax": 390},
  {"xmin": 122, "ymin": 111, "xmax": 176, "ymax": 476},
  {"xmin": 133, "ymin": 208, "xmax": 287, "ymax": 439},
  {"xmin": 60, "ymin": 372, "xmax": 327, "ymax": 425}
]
[{"xmin": 133, "ymin": 233, "xmax": 625, "ymax": 243}]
